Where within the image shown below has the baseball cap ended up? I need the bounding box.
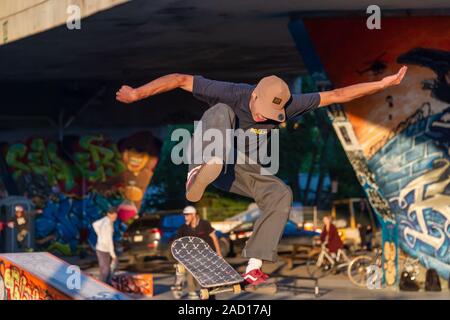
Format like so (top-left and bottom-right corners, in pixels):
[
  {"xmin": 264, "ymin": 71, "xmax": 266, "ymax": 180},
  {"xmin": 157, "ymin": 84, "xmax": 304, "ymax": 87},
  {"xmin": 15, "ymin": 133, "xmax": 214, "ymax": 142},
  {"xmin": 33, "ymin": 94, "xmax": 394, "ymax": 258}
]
[
  {"xmin": 15, "ymin": 205, "xmax": 24, "ymax": 212},
  {"xmin": 183, "ymin": 206, "xmax": 197, "ymax": 215},
  {"xmin": 252, "ymin": 75, "xmax": 291, "ymax": 122}
]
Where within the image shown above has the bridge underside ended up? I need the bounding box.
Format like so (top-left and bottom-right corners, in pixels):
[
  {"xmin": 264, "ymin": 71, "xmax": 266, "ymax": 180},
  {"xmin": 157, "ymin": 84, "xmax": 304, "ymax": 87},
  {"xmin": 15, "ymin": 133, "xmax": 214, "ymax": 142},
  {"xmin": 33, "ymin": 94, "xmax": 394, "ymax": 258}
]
[{"xmin": 1, "ymin": 0, "xmax": 448, "ymax": 131}]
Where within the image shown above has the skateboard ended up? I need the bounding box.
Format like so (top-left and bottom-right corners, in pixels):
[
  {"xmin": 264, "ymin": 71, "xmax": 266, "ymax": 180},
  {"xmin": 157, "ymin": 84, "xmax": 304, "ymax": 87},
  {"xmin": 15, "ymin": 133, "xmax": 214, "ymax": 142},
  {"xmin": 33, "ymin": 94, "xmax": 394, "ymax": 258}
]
[{"xmin": 171, "ymin": 236, "xmax": 243, "ymax": 300}]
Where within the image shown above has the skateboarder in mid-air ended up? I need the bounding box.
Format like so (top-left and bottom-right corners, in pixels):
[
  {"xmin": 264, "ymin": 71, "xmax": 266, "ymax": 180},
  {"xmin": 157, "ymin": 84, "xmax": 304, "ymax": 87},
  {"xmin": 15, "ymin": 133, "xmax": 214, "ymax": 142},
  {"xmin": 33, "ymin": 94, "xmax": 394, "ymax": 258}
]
[
  {"xmin": 173, "ymin": 205, "xmax": 222, "ymax": 299},
  {"xmin": 117, "ymin": 66, "xmax": 407, "ymax": 285}
]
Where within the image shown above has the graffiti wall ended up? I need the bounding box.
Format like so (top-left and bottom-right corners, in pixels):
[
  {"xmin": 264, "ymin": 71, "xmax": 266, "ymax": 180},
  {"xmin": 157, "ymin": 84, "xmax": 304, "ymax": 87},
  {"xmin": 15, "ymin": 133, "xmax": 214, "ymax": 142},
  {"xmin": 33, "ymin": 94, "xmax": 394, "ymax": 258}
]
[
  {"xmin": 303, "ymin": 16, "xmax": 450, "ymax": 278},
  {"xmin": 111, "ymin": 272, "xmax": 153, "ymax": 297},
  {"xmin": 0, "ymin": 259, "xmax": 69, "ymax": 300},
  {"xmin": 0, "ymin": 131, "xmax": 161, "ymax": 253},
  {"xmin": 35, "ymin": 192, "xmax": 126, "ymax": 255}
]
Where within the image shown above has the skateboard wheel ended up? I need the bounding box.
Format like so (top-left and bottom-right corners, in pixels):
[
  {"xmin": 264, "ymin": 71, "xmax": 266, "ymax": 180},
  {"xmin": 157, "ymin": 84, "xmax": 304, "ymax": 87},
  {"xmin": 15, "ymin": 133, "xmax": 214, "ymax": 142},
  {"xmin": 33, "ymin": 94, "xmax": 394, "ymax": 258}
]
[
  {"xmin": 176, "ymin": 264, "xmax": 186, "ymax": 274},
  {"xmin": 172, "ymin": 290, "xmax": 183, "ymax": 300},
  {"xmin": 200, "ymin": 289, "xmax": 209, "ymax": 300},
  {"xmin": 233, "ymin": 284, "xmax": 241, "ymax": 294}
]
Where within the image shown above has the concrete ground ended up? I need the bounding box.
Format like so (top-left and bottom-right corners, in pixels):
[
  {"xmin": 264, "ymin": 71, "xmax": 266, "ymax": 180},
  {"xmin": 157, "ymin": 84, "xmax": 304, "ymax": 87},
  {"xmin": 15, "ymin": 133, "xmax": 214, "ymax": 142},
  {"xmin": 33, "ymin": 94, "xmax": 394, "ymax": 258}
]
[{"xmin": 81, "ymin": 256, "xmax": 450, "ymax": 300}]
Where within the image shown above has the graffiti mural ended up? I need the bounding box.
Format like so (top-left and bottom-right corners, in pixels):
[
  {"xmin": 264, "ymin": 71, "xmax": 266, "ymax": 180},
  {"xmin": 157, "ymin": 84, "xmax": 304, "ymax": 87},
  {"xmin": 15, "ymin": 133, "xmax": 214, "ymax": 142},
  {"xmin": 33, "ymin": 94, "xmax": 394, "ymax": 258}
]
[
  {"xmin": 1, "ymin": 131, "xmax": 161, "ymax": 253},
  {"xmin": 301, "ymin": 16, "xmax": 450, "ymax": 278},
  {"xmin": 117, "ymin": 131, "xmax": 160, "ymax": 211},
  {"xmin": 377, "ymin": 111, "xmax": 450, "ymax": 278},
  {"xmin": 0, "ymin": 260, "xmax": 67, "ymax": 300},
  {"xmin": 35, "ymin": 192, "xmax": 127, "ymax": 255},
  {"xmin": 4, "ymin": 132, "xmax": 160, "ymax": 204},
  {"xmin": 111, "ymin": 272, "xmax": 153, "ymax": 297},
  {"xmin": 6, "ymin": 136, "xmax": 122, "ymax": 196}
]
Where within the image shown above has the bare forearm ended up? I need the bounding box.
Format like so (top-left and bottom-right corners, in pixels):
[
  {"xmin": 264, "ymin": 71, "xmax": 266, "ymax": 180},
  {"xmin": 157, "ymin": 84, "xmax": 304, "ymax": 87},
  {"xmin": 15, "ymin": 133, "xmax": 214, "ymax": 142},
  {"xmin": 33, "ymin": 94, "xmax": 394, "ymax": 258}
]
[
  {"xmin": 319, "ymin": 81, "xmax": 383, "ymax": 107},
  {"xmin": 135, "ymin": 74, "xmax": 189, "ymax": 99},
  {"xmin": 333, "ymin": 80, "xmax": 384, "ymax": 103},
  {"xmin": 116, "ymin": 73, "xmax": 193, "ymax": 104},
  {"xmin": 318, "ymin": 66, "xmax": 407, "ymax": 107}
]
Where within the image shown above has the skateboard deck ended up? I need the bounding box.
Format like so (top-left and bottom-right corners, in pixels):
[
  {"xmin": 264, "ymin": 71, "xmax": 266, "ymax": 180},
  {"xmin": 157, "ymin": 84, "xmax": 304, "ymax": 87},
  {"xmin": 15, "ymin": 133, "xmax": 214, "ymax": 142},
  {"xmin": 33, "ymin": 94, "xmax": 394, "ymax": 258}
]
[
  {"xmin": 171, "ymin": 236, "xmax": 243, "ymax": 299},
  {"xmin": 171, "ymin": 236, "xmax": 243, "ymax": 287}
]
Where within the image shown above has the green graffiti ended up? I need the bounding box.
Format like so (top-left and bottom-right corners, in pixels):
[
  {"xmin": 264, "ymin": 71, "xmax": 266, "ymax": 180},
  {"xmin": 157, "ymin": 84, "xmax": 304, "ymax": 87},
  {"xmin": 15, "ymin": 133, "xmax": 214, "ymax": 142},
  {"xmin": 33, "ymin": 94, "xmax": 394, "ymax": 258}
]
[
  {"xmin": 5, "ymin": 136, "xmax": 126, "ymax": 193},
  {"xmin": 107, "ymin": 144, "xmax": 126, "ymax": 177},
  {"xmin": 6, "ymin": 143, "xmax": 29, "ymax": 179},
  {"xmin": 27, "ymin": 138, "xmax": 55, "ymax": 183},
  {"xmin": 47, "ymin": 142, "xmax": 75, "ymax": 191},
  {"xmin": 75, "ymin": 135, "xmax": 125, "ymax": 182}
]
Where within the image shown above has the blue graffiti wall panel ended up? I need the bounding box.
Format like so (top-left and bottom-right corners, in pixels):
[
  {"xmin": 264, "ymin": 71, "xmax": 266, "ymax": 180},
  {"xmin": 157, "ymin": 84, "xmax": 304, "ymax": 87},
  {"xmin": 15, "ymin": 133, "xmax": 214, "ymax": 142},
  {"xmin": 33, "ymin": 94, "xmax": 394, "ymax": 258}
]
[
  {"xmin": 35, "ymin": 193, "xmax": 127, "ymax": 254},
  {"xmin": 368, "ymin": 107, "xmax": 450, "ymax": 278}
]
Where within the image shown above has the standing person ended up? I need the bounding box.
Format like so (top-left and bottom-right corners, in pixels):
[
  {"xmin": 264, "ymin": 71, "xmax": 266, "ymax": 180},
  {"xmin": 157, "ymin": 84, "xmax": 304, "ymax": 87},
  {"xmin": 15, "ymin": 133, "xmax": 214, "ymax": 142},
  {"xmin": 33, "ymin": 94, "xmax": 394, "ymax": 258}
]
[
  {"xmin": 116, "ymin": 66, "xmax": 407, "ymax": 285},
  {"xmin": 365, "ymin": 225, "xmax": 374, "ymax": 251},
  {"xmin": 320, "ymin": 216, "xmax": 343, "ymax": 256},
  {"xmin": 93, "ymin": 209, "xmax": 118, "ymax": 284},
  {"xmin": 174, "ymin": 205, "xmax": 222, "ymax": 300},
  {"xmin": 7, "ymin": 205, "xmax": 30, "ymax": 251},
  {"xmin": 357, "ymin": 223, "xmax": 367, "ymax": 250}
]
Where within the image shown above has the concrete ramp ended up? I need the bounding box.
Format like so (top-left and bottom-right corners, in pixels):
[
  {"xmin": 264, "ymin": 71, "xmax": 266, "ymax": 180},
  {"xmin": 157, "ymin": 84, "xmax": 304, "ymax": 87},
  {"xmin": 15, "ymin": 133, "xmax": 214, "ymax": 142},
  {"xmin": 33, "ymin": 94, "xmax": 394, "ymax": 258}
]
[{"xmin": 0, "ymin": 252, "xmax": 129, "ymax": 300}]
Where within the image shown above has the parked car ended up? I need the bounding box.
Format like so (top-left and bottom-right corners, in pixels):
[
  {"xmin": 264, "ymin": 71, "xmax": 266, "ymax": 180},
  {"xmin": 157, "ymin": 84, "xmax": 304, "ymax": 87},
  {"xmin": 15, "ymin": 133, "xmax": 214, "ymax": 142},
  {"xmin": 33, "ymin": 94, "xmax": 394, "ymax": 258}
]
[
  {"xmin": 119, "ymin": 211, "xmax": 230, "ymax": 270},
  {"xmin": 227, "ymin": 219, "xmax": 319, "ymax": 256}
]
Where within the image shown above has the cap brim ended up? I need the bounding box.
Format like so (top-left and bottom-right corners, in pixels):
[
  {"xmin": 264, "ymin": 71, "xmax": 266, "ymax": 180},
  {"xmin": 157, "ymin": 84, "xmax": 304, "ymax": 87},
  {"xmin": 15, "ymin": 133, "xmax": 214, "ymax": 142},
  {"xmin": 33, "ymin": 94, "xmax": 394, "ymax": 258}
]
[{"xmin": 254, "ymin": 99, "xmax": 286, "ymax": 122}]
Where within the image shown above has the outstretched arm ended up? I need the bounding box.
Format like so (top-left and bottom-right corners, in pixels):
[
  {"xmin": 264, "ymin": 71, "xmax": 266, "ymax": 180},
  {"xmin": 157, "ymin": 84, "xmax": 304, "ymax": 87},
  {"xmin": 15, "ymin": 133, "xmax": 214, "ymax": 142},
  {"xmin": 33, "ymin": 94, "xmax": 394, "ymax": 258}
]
[
  {"xmin": 116, "ymin": 73, "xmax": 193, "ymax": 103},
  {"xmin": 318, "ymin": 66, "xmax": 407, "ymax": 107}
]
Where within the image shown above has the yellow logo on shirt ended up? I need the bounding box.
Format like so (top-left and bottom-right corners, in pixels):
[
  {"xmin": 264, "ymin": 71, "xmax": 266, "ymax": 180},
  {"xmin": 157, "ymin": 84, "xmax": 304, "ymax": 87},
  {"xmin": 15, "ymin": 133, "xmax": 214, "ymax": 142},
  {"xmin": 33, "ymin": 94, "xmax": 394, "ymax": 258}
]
[{"xmin": 250, "ymin": 128, "xmax": 268, "ymax": 135}]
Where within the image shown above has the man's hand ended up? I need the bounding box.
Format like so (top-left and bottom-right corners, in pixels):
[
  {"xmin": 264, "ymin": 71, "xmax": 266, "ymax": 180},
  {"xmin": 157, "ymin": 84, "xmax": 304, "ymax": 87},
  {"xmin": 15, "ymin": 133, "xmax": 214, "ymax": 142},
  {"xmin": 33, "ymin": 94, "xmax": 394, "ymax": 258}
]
[
  {"xmin": 7, "ymin": 222, "xmax": 14, "ymax": 229},
  {"xmin": 381, "ymin": 66, "xmax": 408, "ymax": 88},
  {"xmin": 116, "ymin": 74, "xmax": 193, "ymax": 105},
  {"xmin": 116, "ymin": 85, "xmax": 139, "ymax": 104}
]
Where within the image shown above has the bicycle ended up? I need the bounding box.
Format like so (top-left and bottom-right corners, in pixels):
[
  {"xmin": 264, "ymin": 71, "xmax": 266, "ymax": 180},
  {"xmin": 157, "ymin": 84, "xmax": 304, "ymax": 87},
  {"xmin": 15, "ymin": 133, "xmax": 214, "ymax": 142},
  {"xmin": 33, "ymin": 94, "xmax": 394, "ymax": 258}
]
[
  {"xmin": 347, "ymin": 249, "xmax": 421, "ymax": 288},
  {"xmin": 306, "ymin": 243, "xmax": 351, "ymax": 278},
  {"xmin": 347, "ymin": 248, "xmax": 382, "ymax": 287}
]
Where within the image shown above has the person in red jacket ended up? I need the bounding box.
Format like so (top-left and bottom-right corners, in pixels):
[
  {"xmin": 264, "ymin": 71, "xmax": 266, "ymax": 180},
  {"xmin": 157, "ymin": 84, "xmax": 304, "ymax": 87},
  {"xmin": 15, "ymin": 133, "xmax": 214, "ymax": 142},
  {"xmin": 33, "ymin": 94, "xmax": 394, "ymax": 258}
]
[{"xmin": 320, "ymin": 216, "xmax": 343, "ymax": 255}]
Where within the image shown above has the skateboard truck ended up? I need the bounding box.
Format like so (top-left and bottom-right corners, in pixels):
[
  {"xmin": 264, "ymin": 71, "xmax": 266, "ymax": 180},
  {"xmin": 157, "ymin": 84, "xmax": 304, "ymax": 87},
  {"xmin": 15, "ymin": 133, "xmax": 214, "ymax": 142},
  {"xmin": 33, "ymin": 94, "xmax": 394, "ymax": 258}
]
[{"xmin": 200, "ymin": 284, "xmax": 242, "ymax": 300}]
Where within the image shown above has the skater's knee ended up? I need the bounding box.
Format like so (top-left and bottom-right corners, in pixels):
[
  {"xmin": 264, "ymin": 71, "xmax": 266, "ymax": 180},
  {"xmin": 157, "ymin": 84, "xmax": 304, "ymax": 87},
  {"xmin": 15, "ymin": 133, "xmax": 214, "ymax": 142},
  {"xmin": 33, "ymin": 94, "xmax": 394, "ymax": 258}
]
[
  {"xmin": 284, "ymin": 186, "xmax": 293, "ymax": 204},
  {"xmin": 273, "ymin": 182, "xmax": 292, "ymax": 204},
  {"xmin": 206, "ymin": 103, "xmax": 234, "ymax": 116},
  {"xmin": 258, "ymin": 182, "xmax": 292, "ymax": 209},
  {"xmin": 280, "ymin": 185, "xmax": 293, "ymax": 208}
]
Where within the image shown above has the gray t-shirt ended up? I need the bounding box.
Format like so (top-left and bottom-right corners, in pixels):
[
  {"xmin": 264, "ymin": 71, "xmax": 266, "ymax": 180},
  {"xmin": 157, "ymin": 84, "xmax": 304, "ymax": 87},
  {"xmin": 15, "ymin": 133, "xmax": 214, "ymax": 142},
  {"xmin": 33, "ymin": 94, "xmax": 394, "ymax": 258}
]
[
  {"xmin": 192, "ymin": 76, "xmax": 321, "ymax": 165},
  {"xmin": 192, "ymin": 75, "xmax": 321, "ymax": 131}
]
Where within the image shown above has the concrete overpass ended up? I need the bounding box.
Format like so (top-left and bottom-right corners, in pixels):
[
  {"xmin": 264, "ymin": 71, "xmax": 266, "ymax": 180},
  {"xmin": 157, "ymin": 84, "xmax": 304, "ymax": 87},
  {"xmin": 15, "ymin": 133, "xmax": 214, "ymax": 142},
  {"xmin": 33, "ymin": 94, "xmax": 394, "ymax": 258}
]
[{"xmin": 0, "ymin": 0, "xmax": 449, "ymax": 131}]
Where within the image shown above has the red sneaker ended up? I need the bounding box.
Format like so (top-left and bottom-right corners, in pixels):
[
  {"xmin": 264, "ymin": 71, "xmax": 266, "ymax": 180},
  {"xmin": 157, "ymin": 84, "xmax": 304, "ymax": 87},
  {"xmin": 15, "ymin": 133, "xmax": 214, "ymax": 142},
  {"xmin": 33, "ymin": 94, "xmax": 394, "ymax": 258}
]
[
  {"xmin": 242, "ymin": 269, "xmax": 269, "ymax": 286},
  {"xmin": 185, "ymin": 157, "xmax": 223, "ymax": 202}
]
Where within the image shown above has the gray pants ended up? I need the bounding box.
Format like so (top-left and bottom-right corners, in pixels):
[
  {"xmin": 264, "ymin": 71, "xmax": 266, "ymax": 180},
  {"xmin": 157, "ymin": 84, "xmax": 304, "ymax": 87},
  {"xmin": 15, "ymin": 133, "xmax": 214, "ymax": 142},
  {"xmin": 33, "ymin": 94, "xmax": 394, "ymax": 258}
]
[
  {"xmin": 96, "ymin": 250, "xmax": 111, "ymax": 283},
  {"xmin": 189, "ymin": 104, "xmax": 292, "ymax": 262}
]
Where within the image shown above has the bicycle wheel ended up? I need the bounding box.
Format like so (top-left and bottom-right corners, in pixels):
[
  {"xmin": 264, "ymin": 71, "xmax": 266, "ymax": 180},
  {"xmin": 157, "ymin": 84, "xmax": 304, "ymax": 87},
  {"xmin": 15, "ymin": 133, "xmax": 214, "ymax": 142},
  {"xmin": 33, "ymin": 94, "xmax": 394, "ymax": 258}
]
[
  {"xmin": 306, "ymin": 252, "xmax": 333, "ymax": 278},
  {"xmin": 347, "ymin": 255, "xmax": 373, "ymax": 287}
]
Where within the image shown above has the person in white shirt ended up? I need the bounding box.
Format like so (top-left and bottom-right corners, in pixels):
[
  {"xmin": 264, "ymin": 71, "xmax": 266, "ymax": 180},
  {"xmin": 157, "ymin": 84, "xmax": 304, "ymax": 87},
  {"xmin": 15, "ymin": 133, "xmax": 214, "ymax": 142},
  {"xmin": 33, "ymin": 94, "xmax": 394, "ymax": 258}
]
[{"xmin": 93, "ymin": 209, "xmax": 118, "ymax": 283}]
